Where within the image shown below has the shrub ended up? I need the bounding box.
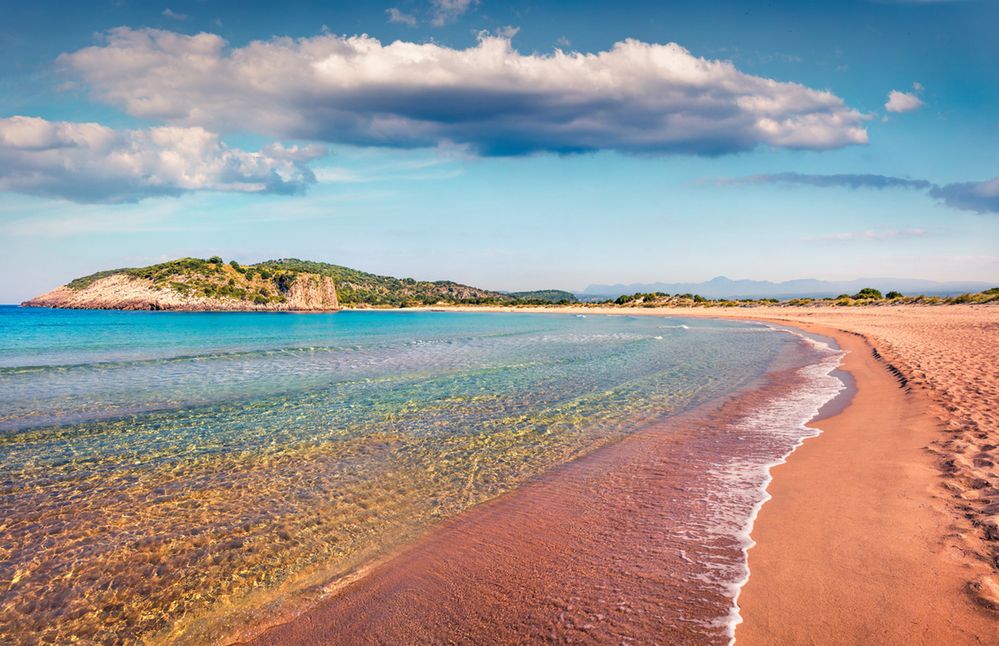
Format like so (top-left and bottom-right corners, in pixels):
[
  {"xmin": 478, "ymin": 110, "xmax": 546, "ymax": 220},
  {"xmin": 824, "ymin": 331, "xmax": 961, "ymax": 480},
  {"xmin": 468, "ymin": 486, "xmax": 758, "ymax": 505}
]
[
  {"xmin": 885, "ymin": 291, "xmax": 903, "ymax": 299},
  {"xmin": 853, "ymin": 288, "xmax": 883, "ymax": 300},
  {"xmin": 208, "ymin": 256, "xmax": 223, "ymax": 264}
]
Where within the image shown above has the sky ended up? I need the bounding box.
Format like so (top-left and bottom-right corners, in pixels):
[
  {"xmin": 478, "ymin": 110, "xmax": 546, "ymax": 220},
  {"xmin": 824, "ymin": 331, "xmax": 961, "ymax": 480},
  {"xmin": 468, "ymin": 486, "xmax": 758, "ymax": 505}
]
[{"xmin": 1, "ymin": 0, "xmax": 997, "ymax": 302}]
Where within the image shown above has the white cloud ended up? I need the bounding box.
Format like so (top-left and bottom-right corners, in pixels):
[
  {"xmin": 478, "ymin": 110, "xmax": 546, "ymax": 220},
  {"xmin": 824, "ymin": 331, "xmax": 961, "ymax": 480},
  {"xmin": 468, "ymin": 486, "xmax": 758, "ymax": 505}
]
[
  {"xmin": 0, "ymin": 116, "xmax": 326, "ymax": 203},
  {"xmin": 161, "ymin": 8, "xmax": 188, "ymax": 21},
  {"xmin": 885, "ymin": 89, "xmax": 923, "ymax": 113},
  {"xmin": 431, "ymin": 0, "xmax": 478, "ymax": 26},
  {"xmin": 60, "ymin": 28, "xmax": 870, "ymax": 157},
  {"xmin": 493, "ymin": 25, "xmax": 520, "ymax": 39},
  {"xmin": 312, "ymin": 167, "xmax": 364, "ymax": 183},
  {"xmin": 386, "ymin": 8, "xmax": 417, "ymax": 27}
]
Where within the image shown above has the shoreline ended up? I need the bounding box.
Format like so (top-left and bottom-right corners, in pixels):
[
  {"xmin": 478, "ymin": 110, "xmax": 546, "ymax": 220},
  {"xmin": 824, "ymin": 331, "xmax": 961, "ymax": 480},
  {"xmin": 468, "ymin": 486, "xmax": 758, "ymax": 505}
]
[
  {"xmin": 426, "ymin": 306, "xmax": 999, "ymax": 628},
  {"xmin": 735, "ymin": 320, "xmax": 996, "ymax": 643},
  {"xmin": 241, "ymin": 305, "xmax": 997, "ymax": 643},
  {"xmin": 242, "ymin": 322, "xmax": 842, "ymax": 644},
  {"xmin": 727, "ymin": 324, "xmax": 847, "ymax": 641}
]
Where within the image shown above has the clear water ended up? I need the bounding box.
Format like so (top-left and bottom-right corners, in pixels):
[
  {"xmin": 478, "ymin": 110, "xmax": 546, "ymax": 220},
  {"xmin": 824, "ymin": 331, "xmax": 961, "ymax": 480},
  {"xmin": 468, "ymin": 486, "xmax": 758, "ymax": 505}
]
[{"xmin": 0, "ymin": 306, "xmax": 801, "ymax": 644}]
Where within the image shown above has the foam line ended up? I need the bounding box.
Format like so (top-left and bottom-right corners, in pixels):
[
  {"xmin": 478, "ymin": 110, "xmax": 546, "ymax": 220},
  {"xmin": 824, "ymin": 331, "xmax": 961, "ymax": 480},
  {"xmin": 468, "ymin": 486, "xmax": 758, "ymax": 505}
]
[{"xmin": 722, "ymin": 326, "xmax": 846, "ymax": 644}]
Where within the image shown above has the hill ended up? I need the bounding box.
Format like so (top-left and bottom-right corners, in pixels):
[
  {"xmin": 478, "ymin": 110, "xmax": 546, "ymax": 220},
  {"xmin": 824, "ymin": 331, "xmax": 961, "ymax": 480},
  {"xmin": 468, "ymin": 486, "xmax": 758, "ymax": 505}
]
[
  {"xmin": 22, "ymin": 257, "xmax": 514, "ymax": 311},
  {"xmin": 255, "ymin": 259, "xmax": 513, "ymax": 307}
]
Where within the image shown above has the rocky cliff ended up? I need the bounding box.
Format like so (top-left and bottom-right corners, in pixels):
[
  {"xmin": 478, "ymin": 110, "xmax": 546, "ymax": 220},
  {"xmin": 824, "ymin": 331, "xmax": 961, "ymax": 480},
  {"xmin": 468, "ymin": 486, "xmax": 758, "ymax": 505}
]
[{"xmin": 23, "ymin": 258, "xmax": 340, "ymax": 311}]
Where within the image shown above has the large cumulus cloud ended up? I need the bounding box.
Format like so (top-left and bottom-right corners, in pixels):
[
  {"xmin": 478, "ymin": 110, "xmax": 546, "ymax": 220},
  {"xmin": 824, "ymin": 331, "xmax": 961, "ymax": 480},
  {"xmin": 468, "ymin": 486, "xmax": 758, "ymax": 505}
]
[
  {"xmin": 59, "ymin": 28, "xmax": 870, "ymax": 156},
  {"xmin": 0, "ymin": 116, "xmax": 325, "ymax": 203}
]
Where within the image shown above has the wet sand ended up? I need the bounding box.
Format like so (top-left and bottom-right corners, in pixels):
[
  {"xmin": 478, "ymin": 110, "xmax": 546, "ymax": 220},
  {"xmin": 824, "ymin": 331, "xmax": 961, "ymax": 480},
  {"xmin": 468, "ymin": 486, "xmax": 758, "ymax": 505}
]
[
  {"xmin": 246, "ymin": 306, "xmax": 998, "ymax": 644},
  {"xmin": 735, "ymin": 322, "xmax": 996, "ymax": 644},
  {"xmin": 245, "ymin": 334, "xmax": 832, "ymax": 644}
]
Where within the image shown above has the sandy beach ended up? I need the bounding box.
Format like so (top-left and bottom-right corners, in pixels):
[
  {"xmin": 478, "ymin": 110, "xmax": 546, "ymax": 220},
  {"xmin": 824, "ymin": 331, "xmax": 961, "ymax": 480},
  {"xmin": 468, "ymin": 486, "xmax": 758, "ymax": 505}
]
[
  {"xmin": 243, "ymin": 304, "xmax": 998, "ymax": 644},
  {"xmin": 734, "ymin": 318, "xmax": 997, "ymax": 644},
  {"xmin": 5, "ymin": 2, "xmax": 998, "ymax": 642}
]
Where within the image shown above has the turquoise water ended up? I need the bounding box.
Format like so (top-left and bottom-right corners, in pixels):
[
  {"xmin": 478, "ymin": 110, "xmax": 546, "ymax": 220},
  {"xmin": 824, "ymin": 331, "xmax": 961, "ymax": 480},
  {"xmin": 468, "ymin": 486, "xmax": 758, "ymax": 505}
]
[{"xmin": 0, "ymin": 306, "xmax": 796, "ymax": 643}]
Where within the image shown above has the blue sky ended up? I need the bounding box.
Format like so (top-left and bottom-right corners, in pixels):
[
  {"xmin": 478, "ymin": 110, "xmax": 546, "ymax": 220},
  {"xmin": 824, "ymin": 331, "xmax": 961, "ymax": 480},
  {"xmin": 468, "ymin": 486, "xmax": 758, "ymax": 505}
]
[{"xmin": 1, "ymin": 0, "xmax": 997, "ymax": 301}]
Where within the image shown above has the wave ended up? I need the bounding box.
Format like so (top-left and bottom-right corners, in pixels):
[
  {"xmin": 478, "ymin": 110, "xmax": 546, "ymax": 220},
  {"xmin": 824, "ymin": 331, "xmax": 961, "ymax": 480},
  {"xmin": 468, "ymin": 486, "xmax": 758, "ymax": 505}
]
[{"xmin": 719, "ymin": 327, "xmax": 846, "ymax": 644}]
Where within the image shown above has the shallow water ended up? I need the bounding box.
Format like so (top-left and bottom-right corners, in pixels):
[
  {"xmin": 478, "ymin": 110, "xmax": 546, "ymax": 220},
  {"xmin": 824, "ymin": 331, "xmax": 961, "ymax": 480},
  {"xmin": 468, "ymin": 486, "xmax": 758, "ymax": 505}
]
[{"xmin": 0, "ymin": 307, "xmax": 837, "ymax": 643}]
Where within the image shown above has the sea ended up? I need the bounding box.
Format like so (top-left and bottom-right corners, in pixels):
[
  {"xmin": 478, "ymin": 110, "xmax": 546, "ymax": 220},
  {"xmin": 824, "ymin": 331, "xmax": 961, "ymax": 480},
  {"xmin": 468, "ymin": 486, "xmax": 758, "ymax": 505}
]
[{"xmin": 0, "ymin": 306, "xmax": 844, "ymax": 644}]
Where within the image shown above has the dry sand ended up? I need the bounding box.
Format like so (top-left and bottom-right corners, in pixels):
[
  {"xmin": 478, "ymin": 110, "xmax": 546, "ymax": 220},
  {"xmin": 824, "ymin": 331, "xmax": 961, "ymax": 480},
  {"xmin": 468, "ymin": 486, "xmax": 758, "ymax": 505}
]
[
  {"xmin": 247, "ymin": 304, "xmax": 998, "ymax": 643},
  {"xmin": 651, "ymin": 304, "xmax": 999, "ymax": 622},
  {"xmin": 733, "ymin": 320, "xmax": 996, "ymax": 645}
]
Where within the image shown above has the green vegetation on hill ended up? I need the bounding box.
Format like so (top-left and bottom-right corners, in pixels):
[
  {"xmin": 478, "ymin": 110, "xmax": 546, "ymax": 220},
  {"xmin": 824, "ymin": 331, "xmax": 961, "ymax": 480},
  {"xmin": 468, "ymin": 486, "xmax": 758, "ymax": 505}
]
[
  {"xmin": 118, "ymin": 257, "xmax": 300, "ymax": 304},
  {"xmin": 66, "ymin": 268, "xmax": 132, "ymax": 290},
  {"xmin": 60, "ymin": 262, "xmax": 999, "ymax": 310},
  {"xmin": 67, "ymin": 257, "xmax": 517, "ymax": 308},
  {"xmin": 255, "ymin": 258, "xmax": 515, "ymax": 307},
  {"xmin": 613, "ymin": 291, "xmax": 709, "ymax": 306},
  {"xmin": 507, "ymin": 290, "xmax": 578, "ymax": 304}
]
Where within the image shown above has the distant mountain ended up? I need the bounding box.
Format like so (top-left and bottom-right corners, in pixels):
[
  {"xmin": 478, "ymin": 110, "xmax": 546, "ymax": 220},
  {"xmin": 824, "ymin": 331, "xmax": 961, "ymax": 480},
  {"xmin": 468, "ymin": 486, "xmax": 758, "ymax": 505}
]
[{"xmin": 580, "ymin": 276, "xmax": 996, "ymax": 300}]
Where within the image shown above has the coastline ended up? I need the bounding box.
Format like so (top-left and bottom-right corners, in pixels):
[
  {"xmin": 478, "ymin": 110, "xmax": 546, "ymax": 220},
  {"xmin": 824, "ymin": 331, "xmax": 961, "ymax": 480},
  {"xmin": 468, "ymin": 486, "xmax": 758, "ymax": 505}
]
[
  {"xmin": 734, "ymin": 320, "xmax": 996, "ymax": 644},
  {"xmin": 243, "ymin": 322, "xmax": 843, "ymax": 644},
  {"xmin": 428, "ymin": 305, "xmax": 999, "ymax": 628},
  {"xmin": 7, "ymin": 304, "xmax": 993, "ymax": 641},
  {"xmin": 241, "ymin": 305, "xmax": 996, "ymax": 643}
]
